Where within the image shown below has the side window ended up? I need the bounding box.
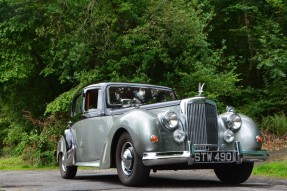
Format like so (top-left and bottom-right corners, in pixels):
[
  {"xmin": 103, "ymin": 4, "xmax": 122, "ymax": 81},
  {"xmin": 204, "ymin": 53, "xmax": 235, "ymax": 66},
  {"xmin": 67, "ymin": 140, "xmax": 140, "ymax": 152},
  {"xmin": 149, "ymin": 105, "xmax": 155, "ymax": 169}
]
[
  {"xmin": 71, "ymin": 94, "xmax": 83, "ymax": 117},
  {"xmin": 85, "ymin": 89, "xmax": 99, "ymax": 111}
]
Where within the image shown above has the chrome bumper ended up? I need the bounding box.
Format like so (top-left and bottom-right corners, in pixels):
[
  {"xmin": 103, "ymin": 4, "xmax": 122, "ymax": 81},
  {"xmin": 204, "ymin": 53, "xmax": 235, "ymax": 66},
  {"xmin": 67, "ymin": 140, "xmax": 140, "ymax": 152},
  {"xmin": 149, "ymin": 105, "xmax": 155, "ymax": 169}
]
[{"xmin": 142, "ymin": 141, "xmax": 269, "ymax": 166}]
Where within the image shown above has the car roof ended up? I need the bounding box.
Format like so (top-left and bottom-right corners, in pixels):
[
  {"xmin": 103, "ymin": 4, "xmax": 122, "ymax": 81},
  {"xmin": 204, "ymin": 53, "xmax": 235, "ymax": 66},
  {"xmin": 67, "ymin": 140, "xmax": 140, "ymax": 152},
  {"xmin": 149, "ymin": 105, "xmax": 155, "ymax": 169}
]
[{"xmin": 85, "ymin": 82, "xmax": 173, "ymax": 91}]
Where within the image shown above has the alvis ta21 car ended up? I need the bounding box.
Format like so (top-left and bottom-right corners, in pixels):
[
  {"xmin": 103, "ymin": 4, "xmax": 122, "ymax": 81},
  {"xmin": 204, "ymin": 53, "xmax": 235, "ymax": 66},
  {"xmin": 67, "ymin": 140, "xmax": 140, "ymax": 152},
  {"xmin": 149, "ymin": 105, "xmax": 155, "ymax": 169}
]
[{"xmin": 56, "ymin": 82, "xmax": 268, "ymax": 186}]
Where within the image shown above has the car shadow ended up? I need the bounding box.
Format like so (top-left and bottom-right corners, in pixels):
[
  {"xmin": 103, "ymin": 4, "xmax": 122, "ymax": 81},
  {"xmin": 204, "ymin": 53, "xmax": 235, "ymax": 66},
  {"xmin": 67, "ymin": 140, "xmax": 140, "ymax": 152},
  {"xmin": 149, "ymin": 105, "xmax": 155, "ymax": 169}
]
[
  {"xmin": 147, "ymin": 176, "xmax": 271, "ymax": 189},
  {"xmin": 74, "ymin": 173, "xmax": 272, "ymax": 189}
]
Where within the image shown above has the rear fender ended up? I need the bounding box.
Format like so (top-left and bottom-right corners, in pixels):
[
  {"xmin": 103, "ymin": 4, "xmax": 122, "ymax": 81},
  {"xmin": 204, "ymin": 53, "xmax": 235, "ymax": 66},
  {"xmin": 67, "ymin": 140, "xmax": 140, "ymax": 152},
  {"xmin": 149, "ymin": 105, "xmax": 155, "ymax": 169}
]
[
  {"xmin": 56, "ymin": 129, "xmax": 76, "ymax": 166},
  {"xmin": 56, "ymin": 135, "xmax": 67, "ymax": 163}
]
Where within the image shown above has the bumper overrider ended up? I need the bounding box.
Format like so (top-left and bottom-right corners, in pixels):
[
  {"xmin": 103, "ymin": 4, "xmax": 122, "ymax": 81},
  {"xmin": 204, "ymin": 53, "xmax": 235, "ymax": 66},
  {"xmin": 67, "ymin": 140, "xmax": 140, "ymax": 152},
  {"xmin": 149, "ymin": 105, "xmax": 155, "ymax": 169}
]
[{"xmin": 142, "ymin": 141, "xmax": 269, "ymax": 166}]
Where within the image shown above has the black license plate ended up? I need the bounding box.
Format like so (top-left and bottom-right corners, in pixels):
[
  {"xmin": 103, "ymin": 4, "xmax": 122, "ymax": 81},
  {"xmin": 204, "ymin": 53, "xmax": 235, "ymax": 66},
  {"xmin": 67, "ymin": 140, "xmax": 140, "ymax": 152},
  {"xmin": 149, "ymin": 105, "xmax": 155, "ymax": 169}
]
[{"xmin": 194, "ymin": 152, "xmax": 235, "ymax": 162}]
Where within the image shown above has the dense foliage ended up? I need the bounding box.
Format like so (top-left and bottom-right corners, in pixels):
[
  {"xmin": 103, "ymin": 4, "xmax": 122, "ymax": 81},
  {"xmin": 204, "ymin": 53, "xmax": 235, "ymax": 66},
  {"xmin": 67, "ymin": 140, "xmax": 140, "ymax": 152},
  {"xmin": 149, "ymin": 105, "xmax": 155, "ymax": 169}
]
[{"xmin": 0, "ymin": 0, "xmax": 286, "ymax": 165}]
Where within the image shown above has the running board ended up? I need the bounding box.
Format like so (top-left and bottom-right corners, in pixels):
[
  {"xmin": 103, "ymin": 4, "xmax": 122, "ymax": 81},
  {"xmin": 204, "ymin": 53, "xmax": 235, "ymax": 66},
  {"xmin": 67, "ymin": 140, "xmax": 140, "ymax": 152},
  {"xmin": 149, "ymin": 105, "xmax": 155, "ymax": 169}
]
[{"xmin": 75, "ymin": 161, "xmax": 100, "ymax": 167}]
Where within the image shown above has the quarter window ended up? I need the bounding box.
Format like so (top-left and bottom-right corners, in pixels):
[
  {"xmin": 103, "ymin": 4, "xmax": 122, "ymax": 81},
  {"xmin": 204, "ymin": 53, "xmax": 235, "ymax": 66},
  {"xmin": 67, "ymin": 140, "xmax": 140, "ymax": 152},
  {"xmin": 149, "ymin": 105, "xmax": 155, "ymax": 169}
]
[{"xmin": 72, "ymin": 94, "xmax": 83, "ymax": 117}]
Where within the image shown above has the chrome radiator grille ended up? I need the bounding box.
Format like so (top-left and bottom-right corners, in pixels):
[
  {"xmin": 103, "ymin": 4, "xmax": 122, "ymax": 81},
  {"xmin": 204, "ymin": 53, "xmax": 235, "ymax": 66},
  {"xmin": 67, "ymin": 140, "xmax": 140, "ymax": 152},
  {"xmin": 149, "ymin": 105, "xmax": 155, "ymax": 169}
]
[{"xmin": 186, "ymin": 102, "xmax": 218, "ymax": 149}]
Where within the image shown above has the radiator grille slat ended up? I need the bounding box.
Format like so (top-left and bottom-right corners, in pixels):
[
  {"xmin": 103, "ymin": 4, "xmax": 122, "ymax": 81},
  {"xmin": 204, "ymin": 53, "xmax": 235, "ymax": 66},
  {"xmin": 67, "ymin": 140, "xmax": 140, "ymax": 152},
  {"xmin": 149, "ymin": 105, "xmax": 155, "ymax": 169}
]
[{"xmin": 186, "ymin": 102, "xmax": 218, "ymax": 150}]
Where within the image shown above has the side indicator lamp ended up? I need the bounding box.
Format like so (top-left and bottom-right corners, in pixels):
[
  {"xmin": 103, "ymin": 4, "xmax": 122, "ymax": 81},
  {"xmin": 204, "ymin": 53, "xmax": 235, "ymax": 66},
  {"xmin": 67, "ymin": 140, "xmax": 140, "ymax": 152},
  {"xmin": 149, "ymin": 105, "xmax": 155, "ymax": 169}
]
[
  {"xmin": 256, "ymin": 135, "xmax": 263, "ymax": 143},
  {"xmin": 151, "ymin": 135, "xmax": 159, "ymax": 143}
]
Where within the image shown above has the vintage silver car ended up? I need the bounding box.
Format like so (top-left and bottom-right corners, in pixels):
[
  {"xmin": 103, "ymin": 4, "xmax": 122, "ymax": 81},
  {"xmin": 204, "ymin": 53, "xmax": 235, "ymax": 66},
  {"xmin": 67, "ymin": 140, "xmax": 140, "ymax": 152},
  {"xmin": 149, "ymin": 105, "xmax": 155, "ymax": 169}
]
[{"xmin": 57, "ymin": 82, "xmax": 268, "ymax": 186}]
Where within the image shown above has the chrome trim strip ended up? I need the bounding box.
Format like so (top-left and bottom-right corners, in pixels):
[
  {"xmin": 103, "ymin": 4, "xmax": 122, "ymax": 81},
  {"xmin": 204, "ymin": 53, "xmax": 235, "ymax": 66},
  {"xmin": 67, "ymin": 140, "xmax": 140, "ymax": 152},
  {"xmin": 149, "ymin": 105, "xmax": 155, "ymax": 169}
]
[
  {"xmin": 75, "ymin": 161, "xmax": 100, "ymax": 167},
  {"xmin": 142, "ymin": 151, "xmax": 190, "ymax": 166}
]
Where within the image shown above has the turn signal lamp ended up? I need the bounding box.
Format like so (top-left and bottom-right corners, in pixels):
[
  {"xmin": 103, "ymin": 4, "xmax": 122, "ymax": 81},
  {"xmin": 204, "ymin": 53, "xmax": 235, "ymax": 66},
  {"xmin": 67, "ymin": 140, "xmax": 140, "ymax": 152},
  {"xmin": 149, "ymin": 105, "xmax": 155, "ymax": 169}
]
[
  {"xmin": 256, "ymin": 135, "xmax": 263, "ymax": 143},
  {"xmin": 151, "ymin": 135, "xmax": 159, "ymax": 143}
]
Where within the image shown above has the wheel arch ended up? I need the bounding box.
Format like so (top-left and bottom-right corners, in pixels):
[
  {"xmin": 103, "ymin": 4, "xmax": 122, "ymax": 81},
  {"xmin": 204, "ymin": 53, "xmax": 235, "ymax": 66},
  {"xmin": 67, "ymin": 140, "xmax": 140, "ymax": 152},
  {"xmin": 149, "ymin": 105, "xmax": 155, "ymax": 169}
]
[
  {"xmin": 101, "ymin": 109, "xmax": 161, "ymax": 169},
  {"xmin": 108, "ymin": 110, "xmax": 160, "ymax": 168},
  {"xmin": 110, "ymin": 128, "xmax": 128, "ymax": 168}
]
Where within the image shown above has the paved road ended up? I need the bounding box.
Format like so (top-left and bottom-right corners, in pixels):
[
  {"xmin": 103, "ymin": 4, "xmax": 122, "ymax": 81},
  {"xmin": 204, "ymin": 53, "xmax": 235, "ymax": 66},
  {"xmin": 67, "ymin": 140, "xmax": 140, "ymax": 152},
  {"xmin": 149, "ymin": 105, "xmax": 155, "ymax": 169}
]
[{"xmin": 0, "ymin": 168, "xmax": 287, "ymax": 191}]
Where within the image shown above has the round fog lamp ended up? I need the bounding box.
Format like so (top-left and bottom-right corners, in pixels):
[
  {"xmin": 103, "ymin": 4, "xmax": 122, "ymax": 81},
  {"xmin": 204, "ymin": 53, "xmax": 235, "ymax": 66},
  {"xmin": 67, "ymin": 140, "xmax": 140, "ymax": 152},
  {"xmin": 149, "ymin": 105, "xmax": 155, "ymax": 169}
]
[
  {"xmin": 173, "ymin": 129, "xmax": 185, "ymax": 143},
  {"xmin": 224, "ymin": 129, "xmax": 234, "ymax": 143}
]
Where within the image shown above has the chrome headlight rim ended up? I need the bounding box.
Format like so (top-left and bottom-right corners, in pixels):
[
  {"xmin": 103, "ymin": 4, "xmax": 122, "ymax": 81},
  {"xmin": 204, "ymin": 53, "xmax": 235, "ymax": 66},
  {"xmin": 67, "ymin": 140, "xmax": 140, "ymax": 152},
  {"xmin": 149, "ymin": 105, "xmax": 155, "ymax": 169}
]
[
  {"xmin": 161, "ymin": 110, "xmax": 179, "ymax": 130},
  {"xmin": 226, "ymin": 113, "xmax": 242, "ymax": 131}
]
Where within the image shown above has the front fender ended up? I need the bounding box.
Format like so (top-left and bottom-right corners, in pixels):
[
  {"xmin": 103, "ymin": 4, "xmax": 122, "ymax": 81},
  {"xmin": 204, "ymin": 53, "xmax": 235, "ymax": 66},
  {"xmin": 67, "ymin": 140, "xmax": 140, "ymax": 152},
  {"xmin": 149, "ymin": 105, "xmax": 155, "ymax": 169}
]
[
  {"xmin": 236, "ymin": 114, "xmax": 263, "ymax": 150},
  {"xmin": 113, "ymin": 109, "xmax": 161, "ymax": 154},
  {"xmin": 218, "ymin": 113, "xmax": 263, "ymax": 151},
  {"xmin": 100, "ymin": 107, "xmax": 185, "ymax": 169},
  {"xmin": 100, "ymin": 109, "xmax": 160, "ymax": 168}
]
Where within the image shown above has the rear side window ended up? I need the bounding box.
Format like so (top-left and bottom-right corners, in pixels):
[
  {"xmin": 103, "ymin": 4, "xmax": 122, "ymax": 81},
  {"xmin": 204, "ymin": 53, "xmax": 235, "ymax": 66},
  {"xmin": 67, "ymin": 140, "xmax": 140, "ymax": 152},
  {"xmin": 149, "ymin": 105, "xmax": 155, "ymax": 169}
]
[{"xmin": 85, "ymin": 89, "xmax": 99, "ymax": 111}]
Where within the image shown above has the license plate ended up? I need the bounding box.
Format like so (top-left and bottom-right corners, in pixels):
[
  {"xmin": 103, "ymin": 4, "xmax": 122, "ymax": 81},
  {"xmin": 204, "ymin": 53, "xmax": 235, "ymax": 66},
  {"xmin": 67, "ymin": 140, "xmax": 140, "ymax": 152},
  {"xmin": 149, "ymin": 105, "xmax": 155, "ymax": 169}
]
[{"xmin": 194, "ymin": 152, "xmax": 235, "ymax": 162}]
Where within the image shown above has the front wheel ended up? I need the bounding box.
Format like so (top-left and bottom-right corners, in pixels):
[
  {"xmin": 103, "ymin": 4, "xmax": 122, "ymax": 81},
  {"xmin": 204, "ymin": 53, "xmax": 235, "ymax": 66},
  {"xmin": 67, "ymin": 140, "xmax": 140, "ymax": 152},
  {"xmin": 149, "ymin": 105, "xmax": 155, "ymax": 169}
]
[
  {"xmin": 59, "ymin": 153, "xmax": 77, "ymax": 179},
  {"xmin": 116, "ymin": 132, "xmax": 150, "ymax": 186},
  {"xmin": 214, "ymin": 162, "xmax": 254, "ymax": 184}
]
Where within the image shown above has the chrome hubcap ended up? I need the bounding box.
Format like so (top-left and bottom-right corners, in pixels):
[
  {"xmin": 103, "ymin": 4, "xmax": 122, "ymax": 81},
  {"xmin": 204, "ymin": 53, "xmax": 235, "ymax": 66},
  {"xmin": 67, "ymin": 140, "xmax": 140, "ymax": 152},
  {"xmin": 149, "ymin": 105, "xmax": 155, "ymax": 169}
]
[{"xmin": 121, "ymin": 142, "xmax": 134, "ymax": 176}]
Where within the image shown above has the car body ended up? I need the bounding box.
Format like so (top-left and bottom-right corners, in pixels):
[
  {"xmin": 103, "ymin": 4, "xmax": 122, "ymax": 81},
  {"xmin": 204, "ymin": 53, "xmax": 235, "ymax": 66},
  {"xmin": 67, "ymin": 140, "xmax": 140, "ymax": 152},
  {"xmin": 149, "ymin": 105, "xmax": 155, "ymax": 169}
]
[{"xmin": 57, "ymin": 82, "xmax": 268, "ymax": 186}]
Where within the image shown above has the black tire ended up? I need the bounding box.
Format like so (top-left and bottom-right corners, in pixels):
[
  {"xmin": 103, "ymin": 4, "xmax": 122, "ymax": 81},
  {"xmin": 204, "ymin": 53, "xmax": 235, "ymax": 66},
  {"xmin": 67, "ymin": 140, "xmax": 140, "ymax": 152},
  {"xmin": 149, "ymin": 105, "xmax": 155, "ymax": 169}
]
[
  {"xmin": 116, "ymin": 132, "xmax": 150, "ymax": 186},
  {"xmin": 214, "ymin": 162, "xmax": 254, "ymax": 184},
  {"xmin": 59, "ymin": 153, "xmax": 77, "ymax": 179}
]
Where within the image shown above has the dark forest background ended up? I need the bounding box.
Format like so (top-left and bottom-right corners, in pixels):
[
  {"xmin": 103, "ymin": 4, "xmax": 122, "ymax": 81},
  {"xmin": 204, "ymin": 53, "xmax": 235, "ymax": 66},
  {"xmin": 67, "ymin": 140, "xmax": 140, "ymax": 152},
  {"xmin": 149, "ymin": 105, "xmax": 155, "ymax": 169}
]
[{"xmin": 0, "ymin": 0, "xmax": 286, "ymax": 165}]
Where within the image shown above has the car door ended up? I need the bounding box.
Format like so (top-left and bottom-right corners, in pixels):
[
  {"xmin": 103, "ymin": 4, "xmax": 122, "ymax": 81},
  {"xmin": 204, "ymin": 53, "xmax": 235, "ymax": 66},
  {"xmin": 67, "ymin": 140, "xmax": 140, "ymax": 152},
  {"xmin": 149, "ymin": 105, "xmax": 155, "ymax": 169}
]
[{"xmin": 71, "ymin": 88, "xmax": 108, "ymax": 163}]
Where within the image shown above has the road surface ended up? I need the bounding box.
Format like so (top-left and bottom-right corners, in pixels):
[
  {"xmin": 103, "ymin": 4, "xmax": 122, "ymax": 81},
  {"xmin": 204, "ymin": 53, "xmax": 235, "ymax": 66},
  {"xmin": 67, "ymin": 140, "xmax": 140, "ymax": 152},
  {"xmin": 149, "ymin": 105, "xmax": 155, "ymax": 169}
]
[{"xmin": 0, "ymin": 168, "xmax": 286, "ymax": 191}]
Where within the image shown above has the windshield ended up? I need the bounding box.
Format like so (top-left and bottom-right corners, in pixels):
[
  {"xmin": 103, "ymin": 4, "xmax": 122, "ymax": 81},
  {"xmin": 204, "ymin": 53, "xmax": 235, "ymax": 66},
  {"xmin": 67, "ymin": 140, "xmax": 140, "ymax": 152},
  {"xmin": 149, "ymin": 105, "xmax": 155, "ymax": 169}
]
[{"xmin": 107, "ymin": 86, "xmax": 176, "ymax": 108}]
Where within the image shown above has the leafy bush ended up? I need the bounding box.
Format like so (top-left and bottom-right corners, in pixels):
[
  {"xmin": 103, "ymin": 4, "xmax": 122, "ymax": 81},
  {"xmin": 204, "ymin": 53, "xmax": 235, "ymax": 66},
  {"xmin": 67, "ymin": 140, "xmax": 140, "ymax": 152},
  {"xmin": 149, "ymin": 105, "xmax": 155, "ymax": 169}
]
[
  {"xmin": 261, "ymin": 113, "xmax": 287, "ymax": 138},
  {"xmin": 3, "ymin": 111, "xmax": 68, "ymax": 166},
  {"xmin": 2, "ymin": 121, "xmax": 33, "ymax": 157},
  {"xmin": 21, "ymin": 113, "xmax": 68, "ymax": 166}
]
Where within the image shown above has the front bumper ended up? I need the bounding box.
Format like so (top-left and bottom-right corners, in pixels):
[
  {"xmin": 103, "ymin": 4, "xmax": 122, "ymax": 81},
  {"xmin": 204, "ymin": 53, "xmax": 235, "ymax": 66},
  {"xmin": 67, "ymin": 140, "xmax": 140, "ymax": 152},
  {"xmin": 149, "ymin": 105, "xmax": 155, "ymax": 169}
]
[{"xmin": 142, "ymin": 141, "xmax": 269, "ymax": 166}]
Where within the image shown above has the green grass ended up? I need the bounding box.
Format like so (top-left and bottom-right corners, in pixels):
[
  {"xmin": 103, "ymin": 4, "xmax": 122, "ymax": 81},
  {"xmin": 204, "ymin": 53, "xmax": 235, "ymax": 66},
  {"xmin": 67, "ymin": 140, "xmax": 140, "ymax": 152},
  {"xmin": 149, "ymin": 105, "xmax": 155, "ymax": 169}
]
[
  {"xmin": 0, "ymin": 156, "xmax": 96, "ymax": 170},
  {"xmin": 253, "ymin": 160, "xmax": 287, "ymax": 179},
  {"xmin": 0, "ymin": 157, "xmax": 57, "ymax": 170}
]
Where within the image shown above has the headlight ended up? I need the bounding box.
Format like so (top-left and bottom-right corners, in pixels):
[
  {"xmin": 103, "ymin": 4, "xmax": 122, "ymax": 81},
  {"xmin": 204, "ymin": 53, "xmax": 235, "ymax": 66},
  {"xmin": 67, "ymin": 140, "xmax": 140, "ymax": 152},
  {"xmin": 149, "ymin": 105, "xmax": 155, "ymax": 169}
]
[
  {"xmin": 173, "ymin": 129, "xmax": 185, "ymax": 143},
  {"xmin": 161, "ymin": 111, "xmax": 179, "ymax": 130},
  {"xmin": 226, "ymin": 113, "xmax": 242, "ymax": 131},
  {"xmin": 224, "ymin": 129, "xmax": 234, "ymax": 143}
]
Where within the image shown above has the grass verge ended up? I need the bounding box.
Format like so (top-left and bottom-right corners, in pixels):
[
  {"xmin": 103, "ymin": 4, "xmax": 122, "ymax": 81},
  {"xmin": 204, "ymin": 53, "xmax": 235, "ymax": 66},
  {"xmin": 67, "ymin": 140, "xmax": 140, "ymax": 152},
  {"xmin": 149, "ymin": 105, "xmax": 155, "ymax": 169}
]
[
  {"xmin": 0, "ymin": 156, "xmax": 96, "ymax": 171},
  {"xmin": 0, "ymin": 156, "xmax": 56, "ymax": 170},
  {"xmin": 253, "ymin": 160, "xmax": 287, "ymax": 179}
]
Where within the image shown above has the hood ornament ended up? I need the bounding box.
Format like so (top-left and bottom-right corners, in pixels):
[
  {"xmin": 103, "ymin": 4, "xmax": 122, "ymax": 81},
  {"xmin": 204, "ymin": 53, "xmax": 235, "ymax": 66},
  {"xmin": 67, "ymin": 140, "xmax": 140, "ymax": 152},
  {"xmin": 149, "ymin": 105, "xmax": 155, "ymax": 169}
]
[{"xmin": 198, "ymin": 83, "xmax": 205, "ymax": 96}]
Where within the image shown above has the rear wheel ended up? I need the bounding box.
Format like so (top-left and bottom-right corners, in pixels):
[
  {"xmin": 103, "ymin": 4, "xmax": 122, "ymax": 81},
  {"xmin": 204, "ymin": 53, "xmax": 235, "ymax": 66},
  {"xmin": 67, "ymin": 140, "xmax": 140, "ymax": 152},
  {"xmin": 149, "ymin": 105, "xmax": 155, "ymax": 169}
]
[
  {"xmin": 214, "ymin": 162, "xmax": 254, "ymax": 184},
  {"xmin": 59, "ymin": 153, "xmax": 77, "ymax": 179},
  {"xmin": 116, "ymin": 132, "xmax": 150, "ymax": 186}
]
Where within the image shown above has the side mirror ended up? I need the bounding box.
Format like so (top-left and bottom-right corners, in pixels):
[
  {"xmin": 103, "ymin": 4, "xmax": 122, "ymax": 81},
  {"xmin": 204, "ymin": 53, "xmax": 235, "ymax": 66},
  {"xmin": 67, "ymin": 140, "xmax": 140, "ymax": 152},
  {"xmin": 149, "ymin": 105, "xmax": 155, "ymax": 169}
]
[{"xmin": 121, "ymin": 99, "xmax": 132, "ymax": 108}]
